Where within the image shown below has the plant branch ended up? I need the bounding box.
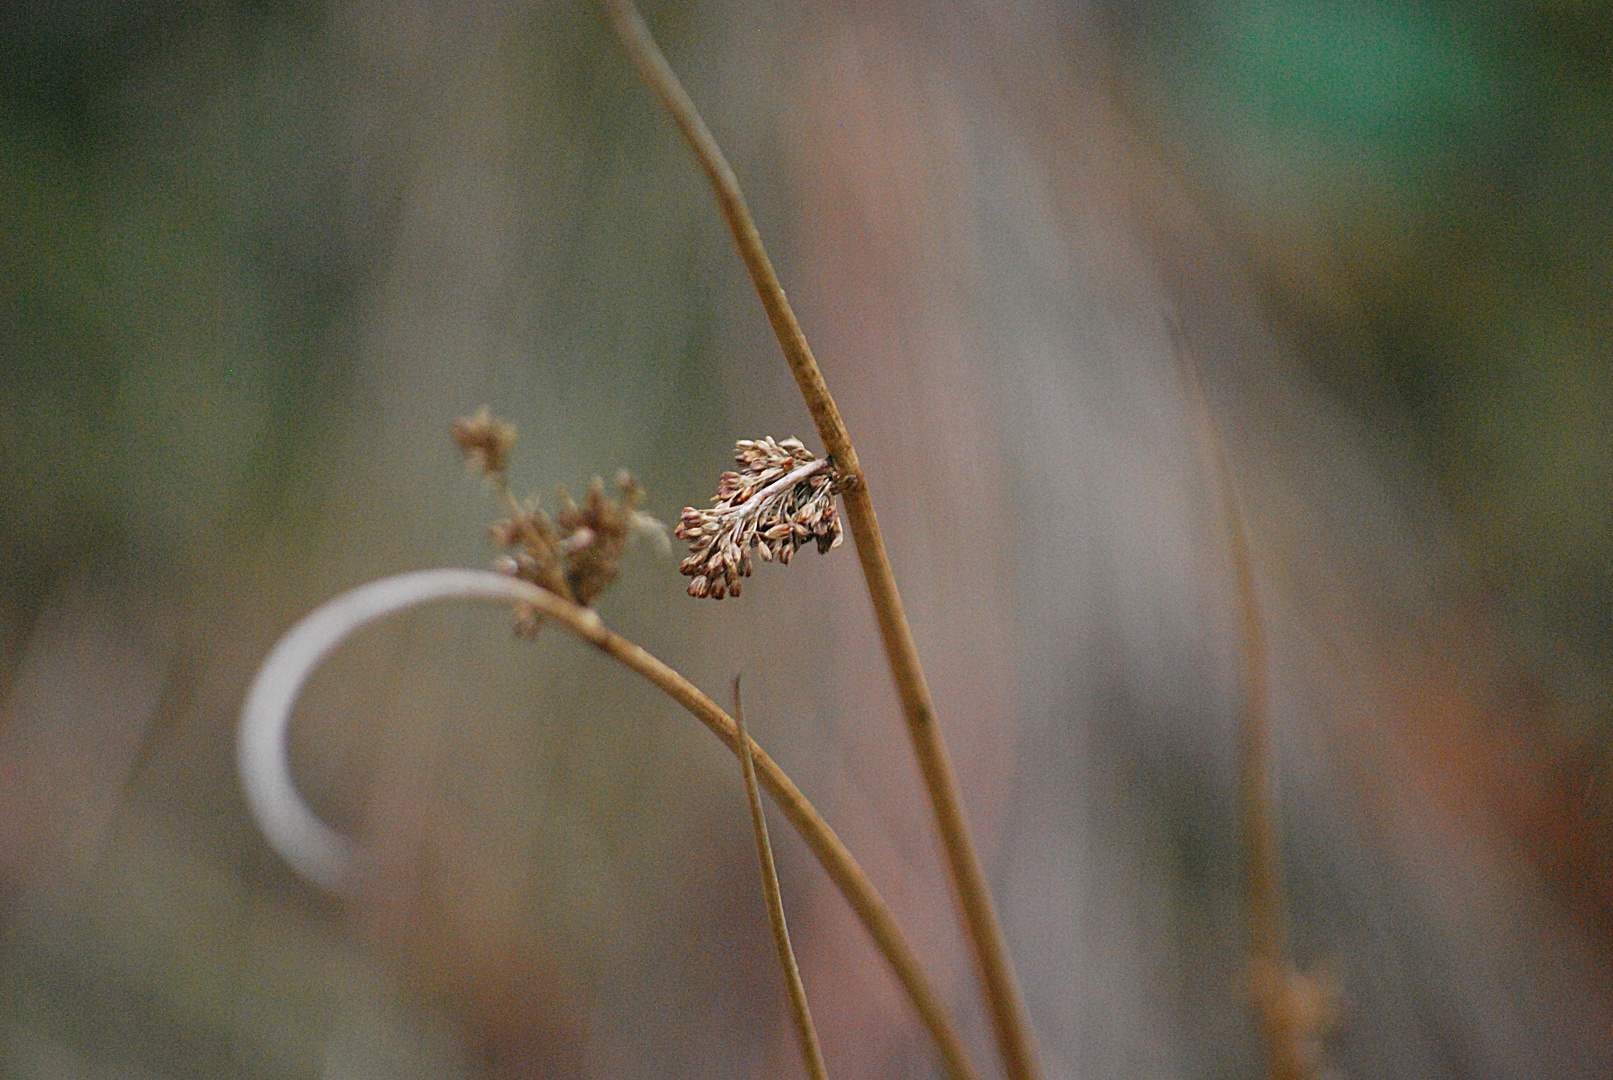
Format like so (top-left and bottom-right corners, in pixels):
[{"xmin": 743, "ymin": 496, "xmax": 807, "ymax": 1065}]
[
  {"xmin": 733, "ymin": 675, "xmax": 829, "ymax": 1080},
  {"xmin": 1170, "ymin": 329, "xmax": 1324, "ymax": 1080},
  {"xmin": 597, "ymin": 1, "xmax": 854, "ymax": 472},
  {"xmin": 237, "ymin": 569, "xmax": 977, "ymax": 1080},
  {"xmin": 597, "ymin": 6, "xmax": 1042, "ymax": 1078}
]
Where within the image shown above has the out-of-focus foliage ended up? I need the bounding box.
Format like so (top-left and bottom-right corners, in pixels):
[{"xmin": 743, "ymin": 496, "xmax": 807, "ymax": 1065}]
[
  {"xmin": 0, "ymin": 1, "xmax": 343, "ymax": 579},
  {"xmin": 1110, "ymin": 0, "xmax": 1613, "ymax": 737}
]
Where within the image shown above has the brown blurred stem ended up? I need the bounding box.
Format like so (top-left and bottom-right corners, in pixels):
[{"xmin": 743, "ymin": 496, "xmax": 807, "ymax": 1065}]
[
  {"xmin": 733, "ymin": 675, "xmax": 830, "ymax": 1080},
  {"xmin": 511, "ymin": 580, "xmax": 977, "ymax": 1080},
  {"xmin": 1171, "ymin": 328, "xmax": 1319, "ymax": 1080},
  {"xmin": 597, "ymin": 6, "xmax": 1041, "ymax": 1079}
]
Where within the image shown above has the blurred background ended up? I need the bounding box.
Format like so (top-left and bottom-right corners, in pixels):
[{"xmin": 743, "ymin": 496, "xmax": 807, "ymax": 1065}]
[{"xmin": 1, "ymin": 1, "xmax": 1609, "ymax": 1077}]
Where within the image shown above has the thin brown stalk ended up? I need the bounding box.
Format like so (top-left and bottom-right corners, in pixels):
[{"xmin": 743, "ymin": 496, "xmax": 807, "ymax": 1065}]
[
  {"xmin": 597, "ymin": 6, "xmax": 1042, "ymax": 1078},
  {"xmin": 510, "ymin": 578, "xmax": 978, "ymax": 1080},
  {"xmin": 1170, "ymin": 329, "xmax": 1320, "ymax": 1080},
  {"xmin": 733, "ymin": 675, "xmax": 830, "ymax": 1080}
]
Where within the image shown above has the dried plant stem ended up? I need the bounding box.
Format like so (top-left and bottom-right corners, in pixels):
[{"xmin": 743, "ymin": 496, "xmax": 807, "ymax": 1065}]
[
  {"xmin": 557, "ymin": 581, "xmax": 979, "ymax": 1080},
  {"xmin": 239, "ymin": 570, "xmax": 976, "ymax": 1080},
  {"xmin": 598, "ymin": 6, "xmax": 1042, "ymax": 1079},
  {"xmin": 1172, "ymin": 340, "xmax": 1318, "ymax": 1080},
  {"xmin": 733, "ymin": 676, "xmax": 829, "ymax": 1080}
]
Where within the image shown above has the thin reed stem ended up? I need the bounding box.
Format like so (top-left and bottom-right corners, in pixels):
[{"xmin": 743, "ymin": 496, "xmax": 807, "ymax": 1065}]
[
  {"xmin": 1171, "ymin": 332, "xmax": 1319, "ymax": 1080},
  {"xmin": 597, "ymin": 6, "xmax": 1042, "ymax": 1078},
  {"xmin": 562, "ymin": 580, "xmax": 979, "ymax": 1080},
  {"xmin": 733, "ymin": 675, "xmax": 829, "ymax": 1080},
  {"xmin": 238, "ymin": 569, "xmax": 977, "ymax": 1080}
]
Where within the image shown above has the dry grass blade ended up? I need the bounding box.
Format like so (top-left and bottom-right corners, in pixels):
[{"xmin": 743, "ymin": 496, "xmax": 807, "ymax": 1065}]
[
  {"xmin": 596, "ymin": 5, "xmax": 1041, "ymax": 1078},
  {"xmin": 1170, "ymin": 328, "xmax": 1332, "ymax": 1079},
  {"xmin": 733, "ymin": 675, "xmax": 829, "ymax": 1080},
  {"xmin": 560, "ymin": 586, "xmax": 979, "ymax": 1080}
]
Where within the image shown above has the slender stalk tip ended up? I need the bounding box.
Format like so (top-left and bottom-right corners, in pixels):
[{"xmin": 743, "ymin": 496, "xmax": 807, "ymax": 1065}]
[{"xmin": 733, "ymin": 676, "xmax": 830, "ymax": 1080}]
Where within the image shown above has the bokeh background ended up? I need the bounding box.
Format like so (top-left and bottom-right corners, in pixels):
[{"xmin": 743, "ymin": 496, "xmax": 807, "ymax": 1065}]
[{"xmin": 2, "ymin": 1, "xmax": 1609, "ymax": 1077}]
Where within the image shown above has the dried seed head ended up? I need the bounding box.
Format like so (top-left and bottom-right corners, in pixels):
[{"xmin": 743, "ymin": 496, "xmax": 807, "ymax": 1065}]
[
  {"xmin": 455, "ymin": 416, "xmax": 666, "ymax": 633},
  {"xmin": 550, "ymin": 472, "xmax": 652, "ymax": 608},
  {"xmin": 452, "ymin": 407, "xmax": 517, "ymax": 475},
  {"xmin": 675, "ymin": 437, "xmax": 844, "ymax": 599}
]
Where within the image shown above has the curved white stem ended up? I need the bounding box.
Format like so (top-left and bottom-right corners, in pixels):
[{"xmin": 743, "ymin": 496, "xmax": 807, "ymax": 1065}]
[
  {"xmin": 240, "ymin": 564, "xmax": 980, "ymax": 1079},
  {"xmin": 238, "ymin": 568, "xmax": 544, "ymax": 892}
]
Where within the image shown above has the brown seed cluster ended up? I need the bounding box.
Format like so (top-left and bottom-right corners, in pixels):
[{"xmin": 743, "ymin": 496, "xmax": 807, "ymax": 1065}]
[
  {"xmin": 454, "ymin": 410, "xmax": 665, "ymax": 633},
  {"xmin": 677, "ymin": 437, "xmax": 843, "ymax": 599},
  {"xmin": 452, "ymin": 407, "xmax": 516, "ymax": 475}
]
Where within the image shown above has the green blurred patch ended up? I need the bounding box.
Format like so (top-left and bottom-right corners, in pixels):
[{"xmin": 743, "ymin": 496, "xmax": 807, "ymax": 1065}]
[
  {"xmin": 0, "ymin": 4, "xmax": 352, "ymax": 598},
  {"xmin": 1114, "ymin": 0, "xmax": 1613, "ymax": 734}
]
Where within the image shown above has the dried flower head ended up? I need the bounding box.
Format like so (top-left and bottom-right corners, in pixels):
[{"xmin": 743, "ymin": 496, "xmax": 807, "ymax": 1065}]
[
  {"xmin": 491, "ymin": 471, "xmax": 665, "ymax": 633},
  {"xmin": 452, "ymin": 407, "xmax": 517, "ymax": 476},
  {"xmin": 676, "ymin": 437, "xmax": 844, "ymax": 599},
  {"xmin": 454, "ymin": 411, "xmax": 665, "ymax": 633}
]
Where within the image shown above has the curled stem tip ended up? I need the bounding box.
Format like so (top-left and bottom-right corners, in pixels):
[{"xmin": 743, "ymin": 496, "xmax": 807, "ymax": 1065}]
[{"xmin": 237, "ymin": 569, "xmax": 539, "ymax": 890}]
